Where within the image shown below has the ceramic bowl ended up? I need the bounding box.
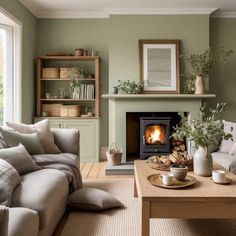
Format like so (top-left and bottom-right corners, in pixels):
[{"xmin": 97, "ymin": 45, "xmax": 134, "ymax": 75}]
[{"xmin": 170, "ymin": 166, "xmax": 188, "ymax": 181}]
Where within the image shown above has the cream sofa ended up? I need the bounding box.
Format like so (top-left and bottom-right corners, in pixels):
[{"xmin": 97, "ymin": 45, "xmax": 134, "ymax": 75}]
[
  {"xmin": 212, "ymin": 120, "xmax": 236, "ymax": 172},
  {"xmin": 1, "ymin": 128, "xmax": 80, "ymax": 236}
]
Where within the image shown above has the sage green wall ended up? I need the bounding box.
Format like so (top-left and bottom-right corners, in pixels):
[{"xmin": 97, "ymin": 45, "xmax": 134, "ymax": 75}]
[
  {"xmin": 1, "ymin": 0, "xmax": 37, "ymax": 123},
  {"xmin": 109, "ymin": 15, "xmax": 210, "ymax": 89},
  {"xmin": 210, "ymin": 18, "xmax": 236, "ymax": 122},
  {"xmin": 37, "ymin": 15, "xmax": 210, "ymax": 147}
]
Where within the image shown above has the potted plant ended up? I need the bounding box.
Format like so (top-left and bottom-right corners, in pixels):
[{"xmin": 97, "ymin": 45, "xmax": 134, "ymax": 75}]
[
  {"xmin": 69, "ymin": 67, "xmax": 82, "ymax": 99},
  {"xmin": 172, "ymin": 103, "xmax": 232, "ymax": 176},
  {"xmin": 187, "ymin": 47, "xmax": 232, "ymax": 94},
  {"xmin": 116, "ymin": 80, "xmax": 144, "ymax": 94}
]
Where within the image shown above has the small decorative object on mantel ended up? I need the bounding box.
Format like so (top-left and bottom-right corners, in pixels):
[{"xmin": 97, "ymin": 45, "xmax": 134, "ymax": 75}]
[
  {"xmin": 182, "ymin": 74, "xmax": 195, "ymax": 94},
  {"xmin": 116, "ymin": 80, "xmax": 144, "ymax": 94},
  {"xmin": 186, "ymin": 47, "xmax": 233, "ymax": 94},
  {"xmin": 111, "ymin": 86, "xmax": 118, "ymax": 94},
  {"xmin": 172, "ymin": 103, "xmax": 233, "ymax": 177}
]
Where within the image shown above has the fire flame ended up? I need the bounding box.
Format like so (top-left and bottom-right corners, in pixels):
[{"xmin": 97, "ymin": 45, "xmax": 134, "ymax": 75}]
[{"xmin": 146, "ymin": 125, "xmax": 165, "ymax": 144}]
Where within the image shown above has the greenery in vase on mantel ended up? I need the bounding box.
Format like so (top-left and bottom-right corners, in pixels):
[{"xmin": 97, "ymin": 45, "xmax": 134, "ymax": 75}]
[
  {"xmin": 183, "ymin": 47, "xmax": 233, "ymax": 94},
  {"xmin": 172, "ymin": 102, "xmax": 232, "ymax": 149}
]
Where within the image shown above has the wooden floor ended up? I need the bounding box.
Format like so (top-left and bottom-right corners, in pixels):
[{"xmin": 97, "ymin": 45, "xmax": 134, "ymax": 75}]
[{"xmin": 80, "ymin": 162, "xmax": 133, "ymax": 179}]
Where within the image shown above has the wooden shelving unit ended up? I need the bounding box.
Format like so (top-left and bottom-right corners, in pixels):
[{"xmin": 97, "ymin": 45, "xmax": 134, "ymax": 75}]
[{"xmin": 36, "ymin": 56, "xmax": 100, "ymax": 118}]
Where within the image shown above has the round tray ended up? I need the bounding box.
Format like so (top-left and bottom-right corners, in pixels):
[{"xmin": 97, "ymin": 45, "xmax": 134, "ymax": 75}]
[{"xmin": 147, "ymin": 174, "xmax": 197, "ymax": 189}]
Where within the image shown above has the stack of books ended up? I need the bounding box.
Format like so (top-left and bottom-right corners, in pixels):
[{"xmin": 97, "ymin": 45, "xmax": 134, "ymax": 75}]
[{"xmin": 80, "ymin": 84, "xmax": 95, "ymax": 99}]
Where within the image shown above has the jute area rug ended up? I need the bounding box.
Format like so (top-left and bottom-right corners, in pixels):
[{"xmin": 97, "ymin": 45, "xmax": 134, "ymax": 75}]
[{"xmin": 60, "ymin": 179, "xmax": 236, "ymax": 236}]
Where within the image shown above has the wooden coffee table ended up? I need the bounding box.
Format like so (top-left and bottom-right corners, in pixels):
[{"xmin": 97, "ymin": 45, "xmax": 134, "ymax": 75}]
[{"xmin": 134, "ymin": 160, "xmax": 236, "ymax": 236}]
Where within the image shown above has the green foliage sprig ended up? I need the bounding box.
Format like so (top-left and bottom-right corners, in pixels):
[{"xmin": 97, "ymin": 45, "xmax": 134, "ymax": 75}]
[
  {"xmin": 117, "ymin": 80, "xmax": 144, "ymax": 94},
  {"xmin": 69, "ymin": 67, "xmax": 89, "ymax": 97},
  {"xmin": 172, "ymin": 103, "xmax": 233, "ymax": 147},
  {"xmin": 187, "ymin": 47, "xmax": 233, "ymax": 76}
]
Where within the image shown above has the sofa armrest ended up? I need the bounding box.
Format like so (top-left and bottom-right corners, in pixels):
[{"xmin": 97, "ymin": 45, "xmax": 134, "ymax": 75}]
[
  {"xmin": 0, "ymin": 206, "xmax": 9, "ymax": 236},
  {"xmin": 51, "ymin": 128, "xmax": 80, "ymax": 157}
]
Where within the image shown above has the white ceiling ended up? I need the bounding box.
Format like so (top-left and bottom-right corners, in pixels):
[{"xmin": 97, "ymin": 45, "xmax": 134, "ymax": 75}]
[{"xmin": 18, "ymin": 0, "xmax": 236, "ymax": 18}]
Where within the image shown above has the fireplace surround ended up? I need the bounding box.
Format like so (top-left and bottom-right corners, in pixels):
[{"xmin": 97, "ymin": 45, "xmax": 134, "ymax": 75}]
[{"xmin": 102, "ymin": 93, "xmax": 216, "ymax": 163}]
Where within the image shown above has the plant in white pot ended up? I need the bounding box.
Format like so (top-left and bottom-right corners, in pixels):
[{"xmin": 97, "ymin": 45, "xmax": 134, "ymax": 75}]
[
  {"xmin": 172, "ymin": 103, "xmax": 232, "ymax": 176},
  {"xmin": 187, "ymin": 47, "xmax": 232, "ymax": 94}
]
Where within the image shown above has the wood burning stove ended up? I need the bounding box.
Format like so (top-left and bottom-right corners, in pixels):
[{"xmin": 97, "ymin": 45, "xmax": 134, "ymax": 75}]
[{"xmin": 140, "ymin": 117, "xmax": 171, "ymax": 159}]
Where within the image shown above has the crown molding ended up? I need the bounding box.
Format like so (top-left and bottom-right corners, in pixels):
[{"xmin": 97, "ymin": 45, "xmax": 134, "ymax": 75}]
[
  {"xmin": 19, "ymin": 0, "xmax": 39, "ymax": 16},
  {"xmin": 37, "ymin": 11, "xmax": 109, "ymax": 19},
  {"xmin": 106, "ymin": 8, "xmax": 217, "ymax": 16},
  {"xmin": 18, "ymin": 5, "xmax": 218, "ymax": 19},
  {"xmin": 211, "ymin": 11, "xmax": 236, "ymax": 18}
]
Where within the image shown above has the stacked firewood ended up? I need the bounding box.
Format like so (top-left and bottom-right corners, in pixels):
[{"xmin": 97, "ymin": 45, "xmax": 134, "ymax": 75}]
[
  {"xmin": 147, "ymin": 139, "xmax": 193, "ymax": 170},
  {"xmin": 169, "ymin": 139, "xmax": 191, "ymax": 164}
]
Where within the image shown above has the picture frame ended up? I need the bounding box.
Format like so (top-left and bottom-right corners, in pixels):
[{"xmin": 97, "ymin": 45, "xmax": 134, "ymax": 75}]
[{"xmin": 139, "ymin": 39, "xmax": 180, "ymax": 93}]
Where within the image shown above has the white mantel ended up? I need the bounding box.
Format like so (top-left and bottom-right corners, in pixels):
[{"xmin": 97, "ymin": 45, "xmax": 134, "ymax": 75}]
[
  {"xmin": 102, "ymin": 93, "xmax": 216, "ymax": 162},
  {"xmin": 102, "ymin": 94, "xmax": 216, "ymax": 99}
]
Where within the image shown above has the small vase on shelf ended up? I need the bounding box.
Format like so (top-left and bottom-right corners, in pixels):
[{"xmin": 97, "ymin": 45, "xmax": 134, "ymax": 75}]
[
  {"xmin": 193, "ymin": 146, "xmax": 213, "ymax": 177},
  {"xmin": 194, "ymin": 75, "xmax": 205, "ymax": 94}
]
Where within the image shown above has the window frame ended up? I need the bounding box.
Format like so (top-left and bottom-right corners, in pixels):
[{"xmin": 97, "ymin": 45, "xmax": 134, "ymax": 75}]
[{"xmin": 0, "ymin": 7, "xmax": 22, "ymax": 123}]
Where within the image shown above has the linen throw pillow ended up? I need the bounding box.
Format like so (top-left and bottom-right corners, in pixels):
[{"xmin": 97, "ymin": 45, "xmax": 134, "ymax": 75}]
[
  {"xmin": 0, "ymin": 128, "xmax": 44, "ymax": 155},
  {"xmin": 0, "ymin": 159, "xmax": 21, "ymax": 206},
  {"xmin": 67, "ymin": 188, "xmax": 124, "ymax": 211},
  {"xmin": 219, "ymin": 120, "xmax": 236, "ymax": 153},
  {"xmin": 0, "ymin": 144, "xmax": 40, "ymax": 175},
  {"xmin": 6, "ymin": 119, "xmax": 61, "ymax": 154}
]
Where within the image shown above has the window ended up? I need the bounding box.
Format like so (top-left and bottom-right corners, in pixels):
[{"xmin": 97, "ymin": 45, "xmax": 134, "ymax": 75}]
[{"xmin": 0, "ymin": 7, "xmax": 22, "ymax": 124}]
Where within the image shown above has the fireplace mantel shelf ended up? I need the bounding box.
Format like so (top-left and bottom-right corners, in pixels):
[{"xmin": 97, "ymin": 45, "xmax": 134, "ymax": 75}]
[{"xmin": 102, "ymin": 94, "xmax": 216, "ymax": 99}]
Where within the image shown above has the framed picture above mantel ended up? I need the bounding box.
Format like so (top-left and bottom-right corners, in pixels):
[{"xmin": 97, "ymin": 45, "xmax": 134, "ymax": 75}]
[{"xmin": 139, "ymin": 39, "xmax": 180, "ymax": 94}]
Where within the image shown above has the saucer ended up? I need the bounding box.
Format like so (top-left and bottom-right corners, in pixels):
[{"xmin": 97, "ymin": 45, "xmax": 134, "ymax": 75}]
[{"xmin": 210, "ymin": 177, "xmax": 232, "ymax": 185}]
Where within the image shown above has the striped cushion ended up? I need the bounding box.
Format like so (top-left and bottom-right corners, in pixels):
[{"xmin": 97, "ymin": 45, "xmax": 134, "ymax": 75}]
[{"xmin": 0, "ymin": 159, "xmax": 21, "ymax": 206}]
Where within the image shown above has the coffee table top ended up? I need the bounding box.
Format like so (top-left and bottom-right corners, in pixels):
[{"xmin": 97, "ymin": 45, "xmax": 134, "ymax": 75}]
[{"xmin": 134, "ymin": 160, "xmax": 236, "ymax": 201}]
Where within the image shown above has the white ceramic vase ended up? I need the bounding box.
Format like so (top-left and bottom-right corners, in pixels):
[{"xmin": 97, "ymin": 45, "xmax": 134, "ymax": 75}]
[
  {"xmin": 194, "ymin": 75, "xmax": 205, "ymax": 94},
  {"xmin": 193, "ymin": 146, "xmax": 213, "ymax": 177}
]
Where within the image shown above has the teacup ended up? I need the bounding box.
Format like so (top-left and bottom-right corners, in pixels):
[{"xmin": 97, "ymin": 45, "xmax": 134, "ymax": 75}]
[
  {"xmin": 170, "ymin": 166, "xmax": 188, "ymax": 181},
  {"xmin": 161, "ymin": 173, "xmax": 174, "ymax": 186},
  {"xmin": 212, "ymin": 170, "xmax": 226, "ymax": 183}
]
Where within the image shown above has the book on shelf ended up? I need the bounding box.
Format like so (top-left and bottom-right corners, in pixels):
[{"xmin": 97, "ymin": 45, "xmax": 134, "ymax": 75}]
[{"xmin": 80, "ymin": 84, "xmax": 94, "ymax": 99}]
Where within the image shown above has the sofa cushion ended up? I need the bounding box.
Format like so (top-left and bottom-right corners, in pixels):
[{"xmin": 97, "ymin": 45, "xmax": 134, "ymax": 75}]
[
  {"xmin": 0, "ymin": 144, "xmax": 40, "ymax": 175},
  {"xmin": 0, "ymin": 159, "xmax": 21, "ymax": 206},
  {"xmin": 219, "ymin": 120, "xmax": 236, "ymax": 153},
  {"xmin": 6, "ymin": 119, "xmax": 61, "ymax": 154},
  {"xmin": 8, "ymin": 207, "xmax": 39, "ymax": 236},
  {"xmin": 212, "ymin": 152, "xmax": 236, "ymax": 170},
  {"xmin": 10, "ymin": 169, "xmax": 69, "ymax": 229},
  {"xmin": 0, "ymin": 205, "xmax": 9, "ymax": 236},
  {"xmin": 0, "ymin": 128, "xmax": 44, "ymax": 155}
]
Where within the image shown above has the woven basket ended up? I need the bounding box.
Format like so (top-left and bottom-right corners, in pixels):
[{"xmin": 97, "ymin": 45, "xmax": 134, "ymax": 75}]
[
  {"xmin": 106, "ymin": 143, "xmax": 122, "ymax": 166},
  {"xmin": 146, "ymin": 156, "xmax": 193, "ymax": 171}
]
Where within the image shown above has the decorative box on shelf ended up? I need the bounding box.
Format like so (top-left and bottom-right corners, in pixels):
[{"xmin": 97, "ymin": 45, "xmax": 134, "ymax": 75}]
[{"xmin": 60, "ymin": 105, "xmax": 80, "ymax": 117}]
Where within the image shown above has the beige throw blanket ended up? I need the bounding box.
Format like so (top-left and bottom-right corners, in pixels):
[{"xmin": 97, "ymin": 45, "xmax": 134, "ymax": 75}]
[{"xmin": 32, "ymin": 154, "xmax": 83, "ymax": 191}]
